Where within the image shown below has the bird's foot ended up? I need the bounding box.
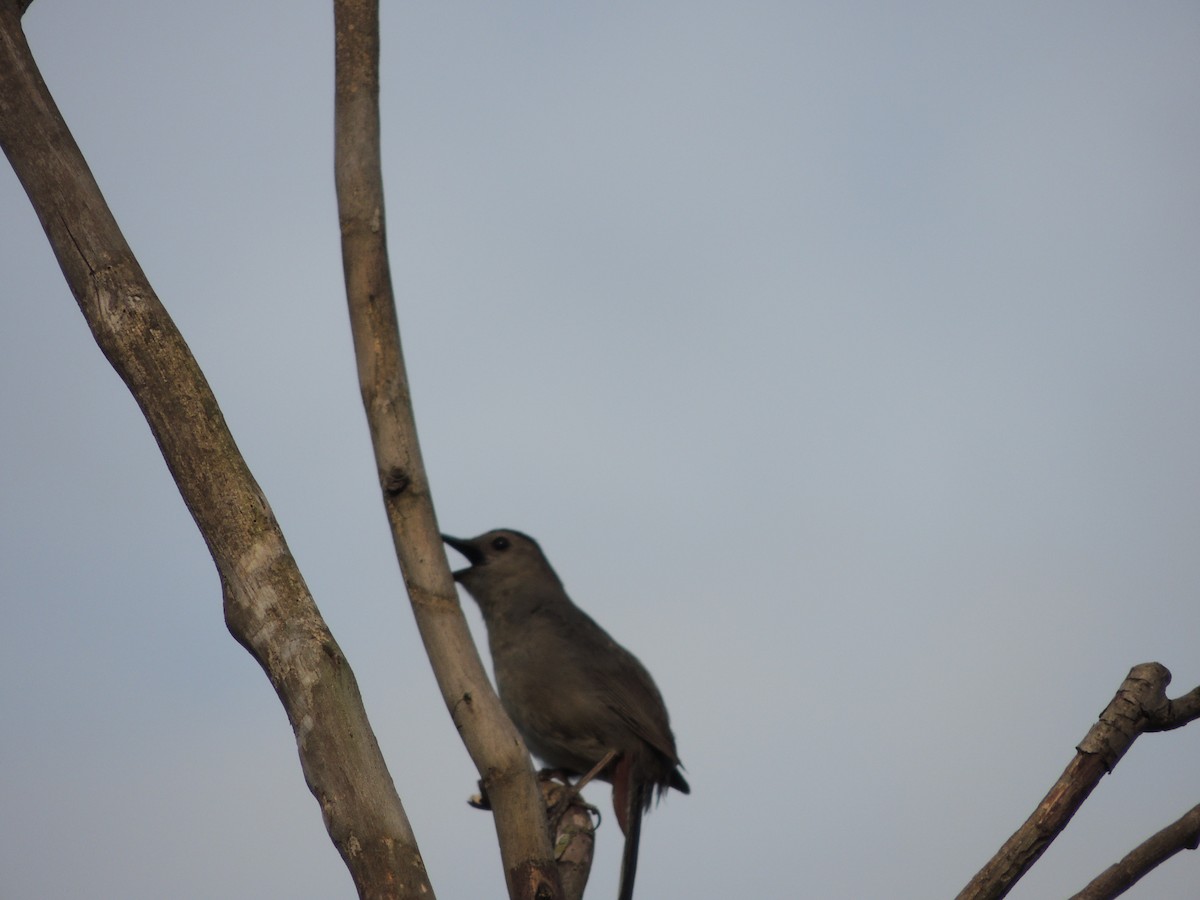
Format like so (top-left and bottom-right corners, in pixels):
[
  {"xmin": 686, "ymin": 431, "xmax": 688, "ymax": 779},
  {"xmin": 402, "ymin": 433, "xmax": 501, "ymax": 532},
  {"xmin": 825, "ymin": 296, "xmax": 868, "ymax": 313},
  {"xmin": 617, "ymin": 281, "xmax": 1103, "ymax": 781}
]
[
  {"xmin": 467, "ymin": 778, "xmax": 492, "ymax": 811},
  {"xmin": 541, "ymin": 778, "xmax": 602, "ymax": 830}
]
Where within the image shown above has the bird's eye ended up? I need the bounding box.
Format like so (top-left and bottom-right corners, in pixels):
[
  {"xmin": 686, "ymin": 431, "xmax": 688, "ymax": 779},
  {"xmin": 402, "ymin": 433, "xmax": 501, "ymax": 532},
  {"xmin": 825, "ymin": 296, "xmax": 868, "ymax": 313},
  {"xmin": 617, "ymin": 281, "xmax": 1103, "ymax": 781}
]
[{"xmin": 492, "ymin": 536, "xmax": 511, "ymax": 551}]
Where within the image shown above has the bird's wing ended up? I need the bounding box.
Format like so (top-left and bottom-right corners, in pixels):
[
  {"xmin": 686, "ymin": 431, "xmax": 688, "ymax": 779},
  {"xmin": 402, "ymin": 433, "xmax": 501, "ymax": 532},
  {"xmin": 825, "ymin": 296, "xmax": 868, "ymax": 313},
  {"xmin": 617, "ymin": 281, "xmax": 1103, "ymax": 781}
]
[
  {"xmin": 597, "ymin": 646, "xmax": 681, "ymax": 766},
  {"xmin": 534, "ymin": 602, "xmax": 682, "ymax": 766}
]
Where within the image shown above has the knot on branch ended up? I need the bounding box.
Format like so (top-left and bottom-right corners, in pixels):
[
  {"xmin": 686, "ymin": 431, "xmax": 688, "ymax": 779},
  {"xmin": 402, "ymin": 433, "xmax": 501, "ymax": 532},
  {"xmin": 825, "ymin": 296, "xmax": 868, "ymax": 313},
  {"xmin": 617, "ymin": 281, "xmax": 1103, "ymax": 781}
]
[
  {"xmin": 383, "ymin": 466, "xmax": 410, "ymax": 496},
  {"xmin": 1076, "ymin": 663, "xmax": 1200, "ymax": 768}
]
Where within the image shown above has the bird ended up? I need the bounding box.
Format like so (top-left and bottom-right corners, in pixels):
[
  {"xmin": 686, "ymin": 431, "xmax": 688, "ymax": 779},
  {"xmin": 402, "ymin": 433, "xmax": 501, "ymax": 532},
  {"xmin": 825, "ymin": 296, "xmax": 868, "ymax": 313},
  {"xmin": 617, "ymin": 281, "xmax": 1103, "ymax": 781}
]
[{"xmin": 442, "ymin": 528, "xmax": 688, "ymax": 900}]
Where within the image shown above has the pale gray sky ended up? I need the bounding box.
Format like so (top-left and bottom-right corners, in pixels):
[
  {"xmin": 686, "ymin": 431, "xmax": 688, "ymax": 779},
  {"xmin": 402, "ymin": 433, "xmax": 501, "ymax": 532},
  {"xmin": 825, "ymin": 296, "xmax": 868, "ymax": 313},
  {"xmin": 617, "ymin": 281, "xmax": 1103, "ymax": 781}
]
[{"xmin": 3, "ymin": 3, "xmax": 1200, "ymax": 898}]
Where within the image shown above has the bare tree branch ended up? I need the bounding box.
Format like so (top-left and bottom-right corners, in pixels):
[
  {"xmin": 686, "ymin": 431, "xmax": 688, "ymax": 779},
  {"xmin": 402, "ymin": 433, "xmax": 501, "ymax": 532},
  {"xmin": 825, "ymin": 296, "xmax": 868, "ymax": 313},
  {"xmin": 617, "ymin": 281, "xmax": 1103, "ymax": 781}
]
[
  {"xmin": 957, "ymin": 663, "xmax": 1200, "ymax": 900},
  {"xmin": 0, "ymin": 7, "xmax": 430, "ymax": 898},
  {"xmin": 331, "ymin": 2, "xmax": 564, "ymax": 898},
  {"xmin": 1069, "ymin": 802, "xmax": 1200, "ymax": 900}
]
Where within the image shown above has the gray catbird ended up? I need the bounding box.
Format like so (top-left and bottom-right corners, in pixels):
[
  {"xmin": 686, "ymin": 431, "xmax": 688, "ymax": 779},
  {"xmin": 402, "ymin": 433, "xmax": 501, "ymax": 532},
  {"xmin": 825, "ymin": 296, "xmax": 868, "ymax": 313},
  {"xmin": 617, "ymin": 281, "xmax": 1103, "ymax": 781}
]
[{"xmin": 443, "ymin": 529, "xmax": 688, "ymax": 900}]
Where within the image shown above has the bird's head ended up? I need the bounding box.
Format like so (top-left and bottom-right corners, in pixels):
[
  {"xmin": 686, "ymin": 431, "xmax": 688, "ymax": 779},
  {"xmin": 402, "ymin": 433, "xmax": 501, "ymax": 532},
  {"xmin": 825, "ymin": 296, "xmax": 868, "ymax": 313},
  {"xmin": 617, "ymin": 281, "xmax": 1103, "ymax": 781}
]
[{"xmin": 441, "ymin": 529, "xmax": 564, "ymax": 615}]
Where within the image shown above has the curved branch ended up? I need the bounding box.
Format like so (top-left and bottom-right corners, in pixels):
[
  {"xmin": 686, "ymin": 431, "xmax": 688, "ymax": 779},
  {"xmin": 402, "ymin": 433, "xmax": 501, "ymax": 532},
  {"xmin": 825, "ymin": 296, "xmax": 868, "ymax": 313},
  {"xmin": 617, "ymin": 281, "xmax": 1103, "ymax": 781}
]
[
  {"xmin": 957, "ymin": 663, "xmax": 1200, "ymax": 900},
  {"xmin": 0, "ymin": 9, "xmax": 428, "ymax": 898},
  {"xmin": 331, "ymin": 2, "xmax": 562, "ymax": 898},
  {"xmin": 1069, "ymin": 802, "xmax": 1200, "ymax": 900}
]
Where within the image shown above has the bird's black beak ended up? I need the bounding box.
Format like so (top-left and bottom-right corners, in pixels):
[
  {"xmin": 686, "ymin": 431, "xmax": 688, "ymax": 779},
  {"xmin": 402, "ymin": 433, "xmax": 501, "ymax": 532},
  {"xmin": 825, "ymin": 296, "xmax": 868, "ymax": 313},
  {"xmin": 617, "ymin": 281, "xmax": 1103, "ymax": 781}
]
[{"xmin": 442, "ymin": 534, "xmax": 483, "ymax": 580}]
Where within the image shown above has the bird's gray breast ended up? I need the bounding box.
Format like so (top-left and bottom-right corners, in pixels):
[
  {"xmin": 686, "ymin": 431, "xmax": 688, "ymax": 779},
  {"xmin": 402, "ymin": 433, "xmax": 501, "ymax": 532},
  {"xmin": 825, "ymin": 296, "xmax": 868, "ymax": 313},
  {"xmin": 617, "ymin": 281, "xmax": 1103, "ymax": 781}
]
[{"xmin": 489, "ymin": 613, "xmax": 619, "ymax": 773}]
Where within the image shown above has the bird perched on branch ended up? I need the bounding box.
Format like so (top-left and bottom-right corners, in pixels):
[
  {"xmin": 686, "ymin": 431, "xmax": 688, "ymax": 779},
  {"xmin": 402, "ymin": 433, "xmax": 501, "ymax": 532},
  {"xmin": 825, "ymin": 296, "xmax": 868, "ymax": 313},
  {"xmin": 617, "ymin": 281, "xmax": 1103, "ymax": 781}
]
[{"xmin": 443, "ymin": 528, "xmax": 688, "ymax": 900}]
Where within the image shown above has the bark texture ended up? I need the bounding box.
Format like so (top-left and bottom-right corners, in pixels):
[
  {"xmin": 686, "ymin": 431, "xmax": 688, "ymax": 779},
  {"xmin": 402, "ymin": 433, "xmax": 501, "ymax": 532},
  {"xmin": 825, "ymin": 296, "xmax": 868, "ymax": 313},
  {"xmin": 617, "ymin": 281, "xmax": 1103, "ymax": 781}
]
[
  {"xmin": 542, "ymin": 781, "xmax": 598, "ymax": 900},
  {"xmin": 0, "ymin": 6, "xmax": 430, "ymax": 897},
  {"xmin": 332, "ymin": 2, "xmax": 565, "ymax": 898}
]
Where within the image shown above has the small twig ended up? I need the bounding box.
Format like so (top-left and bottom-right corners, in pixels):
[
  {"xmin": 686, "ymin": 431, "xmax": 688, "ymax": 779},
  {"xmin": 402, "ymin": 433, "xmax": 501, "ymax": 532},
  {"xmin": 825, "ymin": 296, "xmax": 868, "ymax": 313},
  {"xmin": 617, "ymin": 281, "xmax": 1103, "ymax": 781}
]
[{"xmin": 555, "ymin": 749, "xmax": 616, "ymax": 809}]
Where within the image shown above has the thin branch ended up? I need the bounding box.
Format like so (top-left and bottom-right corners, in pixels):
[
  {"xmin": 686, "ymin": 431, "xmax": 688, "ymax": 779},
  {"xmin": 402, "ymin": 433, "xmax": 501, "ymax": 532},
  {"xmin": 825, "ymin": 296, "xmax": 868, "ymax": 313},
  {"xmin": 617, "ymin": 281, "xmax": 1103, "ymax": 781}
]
[
  {"xmin": 0, "ymin": 9, "xmax": 429, "ymax": 898},
  {"xmin": 1069, "ymin": 802, "xmax": 1200, "ymax": 900},
  {"xmin": 331, "ymin": 2, "xmax": 563, "ymax": 898},
  {"xmin": 956, "ymin": 663, "xmax": 1200, "ymax": 900}
]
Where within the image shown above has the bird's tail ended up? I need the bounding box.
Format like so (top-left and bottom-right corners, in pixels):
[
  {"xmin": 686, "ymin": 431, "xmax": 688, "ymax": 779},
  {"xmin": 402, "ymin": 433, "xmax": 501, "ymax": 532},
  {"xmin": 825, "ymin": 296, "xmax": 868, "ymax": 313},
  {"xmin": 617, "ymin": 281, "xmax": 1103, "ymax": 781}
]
[{"xmin": 617, "ymin": 777, "xmax": 645, "ymax": 900}]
